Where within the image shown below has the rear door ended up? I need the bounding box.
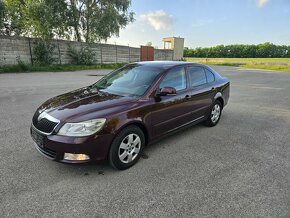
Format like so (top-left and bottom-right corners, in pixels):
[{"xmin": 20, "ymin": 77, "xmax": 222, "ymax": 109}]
[{"xmin": 187, "ymin": 66, "xmax": 216, "ymax": 119}]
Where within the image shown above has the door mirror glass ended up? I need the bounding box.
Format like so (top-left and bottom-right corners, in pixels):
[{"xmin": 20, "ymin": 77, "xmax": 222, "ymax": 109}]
[{"xmin": 159, "ymin": 87, "xmax": 177, "ymax": 96}]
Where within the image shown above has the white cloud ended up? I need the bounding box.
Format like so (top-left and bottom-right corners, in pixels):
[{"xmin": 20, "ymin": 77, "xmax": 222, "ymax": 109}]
[
  {"xmin": 256, "ymin": 0, "xmax": 269, "ymax": 8},
  {"xmin": 140, "ymin": 10, "xmax": 174, "ymax": 31}
]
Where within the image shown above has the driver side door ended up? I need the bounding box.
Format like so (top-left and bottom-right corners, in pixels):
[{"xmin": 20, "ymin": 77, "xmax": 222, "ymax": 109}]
[{"xmin": 151, "ymin": 66, "xmax": 193, "ymax": 138}]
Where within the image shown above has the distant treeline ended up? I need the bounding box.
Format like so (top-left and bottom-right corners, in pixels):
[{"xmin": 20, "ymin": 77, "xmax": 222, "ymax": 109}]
[{"xmin": 184, "ymin": 43, "xmax": 290, "ymax": 58}]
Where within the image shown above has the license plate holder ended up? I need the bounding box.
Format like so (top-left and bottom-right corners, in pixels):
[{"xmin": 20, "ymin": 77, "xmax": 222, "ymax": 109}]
[{"xmin": 31, "ymin": 128, "xmax": 44, "ymax": 148}]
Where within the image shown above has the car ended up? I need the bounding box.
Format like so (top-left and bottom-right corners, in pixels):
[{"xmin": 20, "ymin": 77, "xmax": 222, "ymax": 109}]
[{"xmin": 31, "ymin": 61, "xmax": 230, "ymax": 170}]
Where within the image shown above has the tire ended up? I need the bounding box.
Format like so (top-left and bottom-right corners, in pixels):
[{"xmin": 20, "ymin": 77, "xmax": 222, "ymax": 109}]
[
  {"xmin": 204, "ymin": 100, "xmax": 222, "ymax": 127},
  {"xmin": 108, "ymin": 125, "xmax": 145, "ymax": 170}
]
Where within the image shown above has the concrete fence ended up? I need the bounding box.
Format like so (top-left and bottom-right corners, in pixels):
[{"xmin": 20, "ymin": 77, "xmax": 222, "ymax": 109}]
[{"xmin": 0, "ymin": 35, "xmax": 174, "ymax": 66}]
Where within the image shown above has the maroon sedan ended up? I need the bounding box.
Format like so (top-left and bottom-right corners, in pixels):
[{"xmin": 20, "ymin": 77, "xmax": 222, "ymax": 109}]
[{"xmin": 31, "ymin": 61, "xmax": 230, "ymax": 170}]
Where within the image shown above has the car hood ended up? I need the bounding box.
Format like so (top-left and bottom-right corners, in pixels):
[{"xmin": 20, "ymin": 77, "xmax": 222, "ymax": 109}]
[{"xmin": 38, "ymin": 86, "xmax": 138, "ymax": 122}]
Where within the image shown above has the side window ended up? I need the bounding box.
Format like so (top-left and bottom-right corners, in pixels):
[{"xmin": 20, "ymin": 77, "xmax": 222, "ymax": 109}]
[
  {"xmin": 205, "ymin": 68, "xmax": 215, "ymax": 83},
  {"xmin": 188, "ymin": 67, "xmax": 207, "ymax": 87},
  {"xmin": 159, "ymin": 67, "xmax": 186, "ymax": 91}
]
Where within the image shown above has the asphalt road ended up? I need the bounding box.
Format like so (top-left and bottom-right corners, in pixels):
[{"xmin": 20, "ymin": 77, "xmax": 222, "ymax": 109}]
[{"xmin": 1, "ymin": 66, "xmax": 290, "ymax": 217}]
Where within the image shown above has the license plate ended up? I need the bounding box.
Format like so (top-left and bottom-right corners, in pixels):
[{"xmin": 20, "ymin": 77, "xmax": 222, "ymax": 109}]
[{"xmin": 31, "ymin": 128, "xmax": 44, "ymax": 148}]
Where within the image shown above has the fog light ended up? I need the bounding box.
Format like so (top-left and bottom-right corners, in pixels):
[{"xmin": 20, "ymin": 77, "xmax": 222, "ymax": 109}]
[{"xmin": 64, "ymin": 153, "xmax": 90, "ymax": 161}]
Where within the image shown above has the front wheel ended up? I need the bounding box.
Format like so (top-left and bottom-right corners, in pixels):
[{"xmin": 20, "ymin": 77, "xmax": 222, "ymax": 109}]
[
  {"xmin": 108, "ymin": 125, "xmax": 145, "ymax": 170},
  {"xmin": 204, "ymin": 101, "xmax": 222, "ymax": 127}
]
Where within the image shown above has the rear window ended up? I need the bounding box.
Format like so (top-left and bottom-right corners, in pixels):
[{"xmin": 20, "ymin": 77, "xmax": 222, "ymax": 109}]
[
  {"xmin": 188, "ymin": 67, "xmax": 207, "ymax": 87},
  {"xmin": 205, "ymin": 69, "xmax": 215, "ymax": 83}
]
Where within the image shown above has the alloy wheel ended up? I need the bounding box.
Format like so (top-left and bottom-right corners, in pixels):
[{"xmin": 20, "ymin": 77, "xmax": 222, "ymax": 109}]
[
  {"xmin": 211, "ymin": 104, "xmax": 221, "ymax": 123},
  {"xmin": 118, "ymin": 134, "xmax": 141, "ymax": 164}
]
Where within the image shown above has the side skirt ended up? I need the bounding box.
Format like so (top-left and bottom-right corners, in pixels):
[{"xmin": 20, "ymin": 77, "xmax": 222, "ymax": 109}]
[{"xmin": 148, "ymin": 116, "xmax": 205, "ymax": 145}]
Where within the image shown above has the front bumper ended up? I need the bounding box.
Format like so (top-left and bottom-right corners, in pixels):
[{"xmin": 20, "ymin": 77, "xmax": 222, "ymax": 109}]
[{"xmin": 31, "ymin": 125, "xmax": 114, "ymax": 163}]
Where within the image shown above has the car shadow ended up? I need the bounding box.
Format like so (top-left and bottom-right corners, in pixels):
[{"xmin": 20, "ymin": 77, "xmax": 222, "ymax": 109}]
[
  {"xmin": 143, "ymin": 122, "xmax": 205, "ymax": 156},
  {"xmin": 39, "ymin": 121, "xmax": 223, "ymax": 176}
]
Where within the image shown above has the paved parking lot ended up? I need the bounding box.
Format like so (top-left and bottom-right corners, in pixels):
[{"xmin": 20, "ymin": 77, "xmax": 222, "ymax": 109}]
[{"xmin": 1, "ymin": 66, "xmax": 290, "ymax": 217}]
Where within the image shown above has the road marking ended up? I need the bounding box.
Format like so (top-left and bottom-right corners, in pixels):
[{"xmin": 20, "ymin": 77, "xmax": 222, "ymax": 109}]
[
  {"xmin": 232, "ymin": 104, "xmax": 290, "ymax": 119},
  {"xmin": 250, "ymin": 86, "xmax": 284, "ymax": 90},
  {"xmin": 232, "ymin": 84, "xmax": 285, "ymax": 90},
  {"xmin": 236, "ymin": 68, "xmax": 290, "ymax": 74},
  {"xmin": 258, "ymin": 106, "xmax": 290, "ymax": 118},
  {"xmin": 237, "ymin": 68, "xmax": 276, "ymax": 72}
]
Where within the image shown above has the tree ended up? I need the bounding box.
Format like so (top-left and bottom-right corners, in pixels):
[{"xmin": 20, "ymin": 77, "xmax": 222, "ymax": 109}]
[
  {"xmin": 0, "ymin": 0, "xmax": 4, "ymax": 34},
  {"xmin": 146, "ymin": 41, "xmax": 152, "ymax": 46},
  {"xmin": 184, "ymin": 43, "xmax": 290, "ymax": 58},
  {"xmin": 256, "ymin": 42, "xmax": 274, "ymax": 58},
  {"xmin": 1, "ymin": 0, "xmax": 25, "ymax": 36},
  {"xmin": 28, "ymin": 0, "xmax": 70, "ymax": 40},
  {"xmin": 66, "ymin": 0, "xmax": 134, "ymax": 42},
  {"xmin": 1, "ymin": 0, "xmax": 134, "ymax": 42},
  {"xmin": 1, "ymin": 0, "xmax": 38, "ymax": 36}
]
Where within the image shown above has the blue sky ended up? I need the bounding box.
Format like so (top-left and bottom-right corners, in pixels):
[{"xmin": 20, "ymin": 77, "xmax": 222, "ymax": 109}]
[{"xmin": 109, "ymin": 0, "xmax": 290, "ymax": 48}]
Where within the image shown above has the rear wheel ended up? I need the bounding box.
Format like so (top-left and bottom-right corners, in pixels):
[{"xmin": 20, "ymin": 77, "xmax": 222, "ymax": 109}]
[
  {"xmin": 204, "ymin": 101, "xmax": 222, "ymax": 127},
  {"xmin": 109, "ymin": 125, "xmax": 145, "ymax": 170}
]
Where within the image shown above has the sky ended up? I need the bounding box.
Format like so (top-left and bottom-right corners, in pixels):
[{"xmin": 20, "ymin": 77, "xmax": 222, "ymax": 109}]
[{"xmin": 109, "ymin": 0, "xmax": 290, "ymax": 48}]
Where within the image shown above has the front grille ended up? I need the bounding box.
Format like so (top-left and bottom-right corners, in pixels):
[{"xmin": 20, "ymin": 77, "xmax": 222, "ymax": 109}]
[
  {"xmin": 35, "ymin": 118, "xmax": 58, "ymax": 133},
  {"xmin": 32, "ymin": 110, "xmax": 40, "ymax": 126},
  {"xmin": 32, "ymin": 111, "xmax": 59, "ymax": 134},
  {"xmin": 35, "ymin": 143, "xmax": 57, "ymax": 159}
]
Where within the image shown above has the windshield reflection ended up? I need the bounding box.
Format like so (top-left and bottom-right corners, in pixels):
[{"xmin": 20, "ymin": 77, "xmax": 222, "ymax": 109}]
[{"xmin": 93, "ymin": 64, "xmax": 162, "ymax": 96}]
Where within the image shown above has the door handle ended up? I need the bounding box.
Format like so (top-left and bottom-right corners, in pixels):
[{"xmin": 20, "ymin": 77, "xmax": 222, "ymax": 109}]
[
  {"xmin": 211, "ymin": 87, "xmax": 215, "ymax": 90},
  {"xmin": 185, "ymin": 95, "xmax": 190, "ymax": 100}
]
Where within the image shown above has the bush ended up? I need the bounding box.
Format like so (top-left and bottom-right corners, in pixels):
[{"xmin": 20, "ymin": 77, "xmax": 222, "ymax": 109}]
[
  {"xmin": 16, "ymin": 56, "xmax": 30, "ymax": 71},
  {"xmin": 33, "ymin": 40, "xmax": 57, "ymax": 65},
  {"xmin": 67, "ymin": 45, "xmax": 96, "ymax": 65},
  {"xmin": 0, "ymin": 63, "xmax": 125, "ymax": 73},
  {"xmin": 0, "ymin": 64, "xmax": 28, "ymax": 73}
]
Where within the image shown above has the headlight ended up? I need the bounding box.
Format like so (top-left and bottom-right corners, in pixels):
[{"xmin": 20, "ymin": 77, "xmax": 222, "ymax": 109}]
[{"xmin": 57, "ymin": 118, "xmax": 106, "ymax": 137}]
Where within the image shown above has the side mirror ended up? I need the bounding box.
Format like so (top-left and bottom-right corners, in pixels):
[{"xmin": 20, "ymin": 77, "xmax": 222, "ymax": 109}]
[{"xmin": 159, "ymin": 87, "xmax": 177, "ymax": 96}]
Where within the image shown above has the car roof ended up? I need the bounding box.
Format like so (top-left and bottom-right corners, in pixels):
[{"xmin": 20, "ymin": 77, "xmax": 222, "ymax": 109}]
[
  {"xmin": 133, "ymin": 61, "xmax": 222, "ymax": 79},
  {"xmin": 133, "ymin": 61, "xmax": 205, "ymax": 70},
  {"xmin": 137, "ymin": 61, "xmax": 188, "ymax": 67}
]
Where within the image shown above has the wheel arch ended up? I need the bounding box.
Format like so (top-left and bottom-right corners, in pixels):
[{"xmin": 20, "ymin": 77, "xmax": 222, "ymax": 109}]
[
  {"xmin": 114, "ymin": 120, "xmax": 150, "ymax": 146},
  {"xmin": 214, "ymin": 92, "xmax": 224, "ymax": 109}
]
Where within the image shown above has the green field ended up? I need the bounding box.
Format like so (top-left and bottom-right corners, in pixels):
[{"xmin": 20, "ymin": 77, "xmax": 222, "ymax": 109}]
[{"xmin": 186, "ymin": 58, "xmax": 290, "ymax": 72}]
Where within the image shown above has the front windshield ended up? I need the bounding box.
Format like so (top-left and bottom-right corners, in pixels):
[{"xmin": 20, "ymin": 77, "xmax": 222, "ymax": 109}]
[{"xmin": 93, "ymin": 64, "xmax": 163, "ymax": 96}]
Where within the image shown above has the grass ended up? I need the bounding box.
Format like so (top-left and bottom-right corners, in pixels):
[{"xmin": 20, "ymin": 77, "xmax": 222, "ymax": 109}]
[
  {"xmin": 0, "ymin": 63, "xmax": 126, "ymax": 74},
  {"xmin": 2, "ymin": 58, "xmax": 290, "ymax": 73},
  {"xmin": 186, "ymin": 58, "xmax": 290, "ymax": 72}
]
